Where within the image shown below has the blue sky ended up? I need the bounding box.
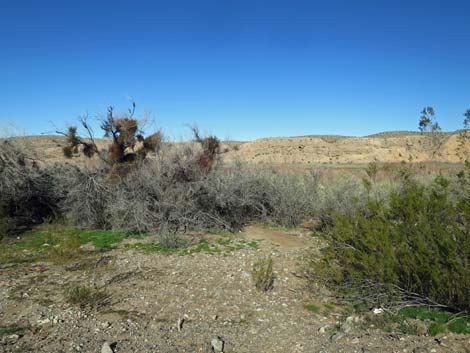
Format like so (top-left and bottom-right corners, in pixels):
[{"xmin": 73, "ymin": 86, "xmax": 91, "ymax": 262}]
[{"xmin": 1, "ymin": 0, "xmax": 469, "ymax": 140}]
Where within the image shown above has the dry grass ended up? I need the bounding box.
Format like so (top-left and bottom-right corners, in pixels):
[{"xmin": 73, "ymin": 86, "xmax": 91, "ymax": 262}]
[{"xmin": 252, "ymin": 257, "xmax": 275, "ymax": 291}]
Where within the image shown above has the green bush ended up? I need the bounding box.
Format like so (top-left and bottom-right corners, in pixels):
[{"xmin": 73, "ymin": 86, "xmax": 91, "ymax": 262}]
[{"xmin": 311, "ymin": 175, "xmax": 470, "ymax": 311}]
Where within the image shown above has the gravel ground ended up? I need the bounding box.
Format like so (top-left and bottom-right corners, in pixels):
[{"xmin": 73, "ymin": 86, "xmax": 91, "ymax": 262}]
[{"xmin": 1, "ymin": 226, "xmax": 469, "ymax": 353}]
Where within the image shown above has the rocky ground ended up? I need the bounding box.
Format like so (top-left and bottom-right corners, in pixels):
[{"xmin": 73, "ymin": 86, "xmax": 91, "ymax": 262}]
[{"xmin": 1, "ymin": 225, "xmax": 469, "ymax": 353}]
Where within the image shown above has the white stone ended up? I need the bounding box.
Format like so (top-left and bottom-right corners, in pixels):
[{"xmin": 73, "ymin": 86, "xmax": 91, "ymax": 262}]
[{"xmin": 101, "ymin": 342, "xmax": 114, "ymax": 353}]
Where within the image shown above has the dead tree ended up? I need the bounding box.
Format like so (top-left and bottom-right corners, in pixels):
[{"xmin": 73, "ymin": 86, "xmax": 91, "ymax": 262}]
[{"xmin": 59, "ymin": 102, "xmax": 163, "ymax": 173}]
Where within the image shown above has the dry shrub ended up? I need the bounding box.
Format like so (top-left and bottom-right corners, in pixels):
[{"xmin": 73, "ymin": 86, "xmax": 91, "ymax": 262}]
[
  {"xmin": 252, "ymin": 257, "xmax": 275, "ymax": 291},
  {"xmin": 62, "ymin": 146, "xmax": 295, "ymax": 235},
  {"xmin": 102, "ymin": 148, "xmax": 256, "ymax": 234},
  {"xmin": 143, "ymin": 131, "xmax": 163, "ymax": 154},
  {"xmin": 265, "ymin": 170, "xmax": 319, "ymax": 227},
  {"xmin": 0, "ymin": 139, "xmax": 70, "ymax": 236},
  {"xmin": 60, "ymin": 146, "xmax": 323, "ymax": 236},
  {"xmin": 62, "ymin": 145, "xmax": 74, "ymax": 158},
  {"xmin": 64, "ymin": 285, "xmax": 108, "ymax": 307},
  {"xmin": 61, "ymin": 168, "xmax": 110, "ymax": 229}
]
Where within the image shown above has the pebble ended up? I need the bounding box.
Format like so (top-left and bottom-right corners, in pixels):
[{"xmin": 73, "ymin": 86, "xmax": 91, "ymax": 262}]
[
  {"xmin": 211, "ymin": 336, "xmax": 225, "ymax": 353},
  {"xmin": 3, "ymin": 334, "xmax": 20, "ymax": 345},
  {"xmin": 101, "ymin": 342, "xmax": 114, "ymax": 353},
  {"xmin": 372, "ymin": 308, "xmax": 384, "ymax": 314},
  {"xmin": 413, "ymin": 347, "xmax": 428, "ymax": 353},
  {"xmin": 37, "ymin": 318, "xmax": 51, "ymax": 325},
  {"xmin": 340, "ymin": 322, "xmax": 352, "ymax": 333},
  {"xmin": 177, "ymin": 318, "xmax": 184, "ymax": 331}
]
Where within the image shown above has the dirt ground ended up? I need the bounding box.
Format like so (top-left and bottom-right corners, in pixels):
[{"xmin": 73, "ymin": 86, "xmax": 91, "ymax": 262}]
[{"xmin": 1, "ymin": 225, "xmax": 469, "ymax": 353}]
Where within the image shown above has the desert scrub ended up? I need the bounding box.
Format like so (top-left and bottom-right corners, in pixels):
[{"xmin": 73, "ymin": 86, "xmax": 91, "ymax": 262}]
[
  {"xmin": 252, "ymin": 257, "xmax": 274, "ymax": 291},
  {"xmin": 64, "ymin": 285, "xmax": 108, "ymax": 307},
  {"xmin": 310, "ymin": 175, "xmax": 470, "ymax": 312}
]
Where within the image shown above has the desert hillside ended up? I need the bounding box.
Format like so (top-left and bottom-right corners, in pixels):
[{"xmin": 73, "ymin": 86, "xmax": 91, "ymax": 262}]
[
  {"xmin": 9, "ymin": 131, "xmax": 470, "ymax": 165},
  {"xmin": 225, "ymin": 131, "xmax": 469, "ymax": 164}
]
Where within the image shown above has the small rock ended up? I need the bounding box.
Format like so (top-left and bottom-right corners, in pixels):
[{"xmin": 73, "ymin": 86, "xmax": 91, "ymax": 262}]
[
  {"xmin": 413, "ymin": 347, "xmax": 429, "ymax": 353},
  {"xmin": 214, "ymin": 288, "xmax": 225, "ymax": 299},
  {"xmin": 37, "ymin": 318, "xmax": 51, "ymax": 325},
  {"xmin": 318, "ymin": 325, "xmax": 330, "ymax": 333},
  {"xmin": 340, "ymin": 323, "xmax": 352, "ymax": 333},
  {"xmin": 372, "ymin": 308, "xmax": 384, "ymax": 314},
  {"xmin": 101, "ymin": 342, "xmax": 114, "ymax": 353},
  {"xmin": 351, "ymin": 337, "xmax": 360, "ymax": 344},
  {"xmin": 330, "ymin": 332, "xmax": 345, "ymax": 342},
  {"xmin": 3, "ymin": 334, "xmax": 20, "ymax": 345},
  {"xmin": 211, "ymin": 336, "xmax": 224, "ymax": 353},
  {"xmin": 177, "ymin": 318, "xmax": 184, "ymax": 332}
]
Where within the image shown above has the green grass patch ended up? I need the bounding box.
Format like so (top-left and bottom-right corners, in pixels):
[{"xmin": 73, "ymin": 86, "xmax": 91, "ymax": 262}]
[
  {"xmin": 183, "ymin": 239, "xmax": 219, "ymax": 254},
  {"xmin": 124, "ymin": 242, "xmax": 178, "ymax": 254},
  {"xmin": 0, "ymin": 224, "xmax": 147, "ymax": 265},
  {"xmin": 304, "ymin": 304, "xmax": 321, "ymax": 313},
  {"xmin": 364, "ymin": 312, "xmax": 419, "ymax": 335},
  {"xmin": 124, "ymin": 240, "xmax": 219, "ymax": 255},
  {"xmin": 247, "ymin": 240, "xmax": 259, "ymax": 248},
  {"xmin": 216, "ymin": 237, "xmax": 232, "ymax": 246},
  {"xmin": 399, "ymin": 306, "xmax": 470, "ymax": 335},
  {"xmin": 126, "ymin": 237, "xmax": 258, "ymax": 256},
  {"xmin": 0, "ymin": 324, "xmax": 28, "ymax": 337},
  {"xmin": 77, "ymin": 230, "xmax": 125, "ymax": 250}
]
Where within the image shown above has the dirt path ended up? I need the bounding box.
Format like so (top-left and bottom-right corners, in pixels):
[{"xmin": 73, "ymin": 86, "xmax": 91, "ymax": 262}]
[
  {"xmin": 240, "ymin": 225, "xmax": 311, "ymax": 249},
  {"xmin": 1, "ymin": 226, "xmax": 469, "ymax": 352}
]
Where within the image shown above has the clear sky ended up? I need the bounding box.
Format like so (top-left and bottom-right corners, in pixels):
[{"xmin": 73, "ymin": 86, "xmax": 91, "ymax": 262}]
[{"xmin": 1, "ymin": 0, "xmax": 469, "ymax": 140}]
